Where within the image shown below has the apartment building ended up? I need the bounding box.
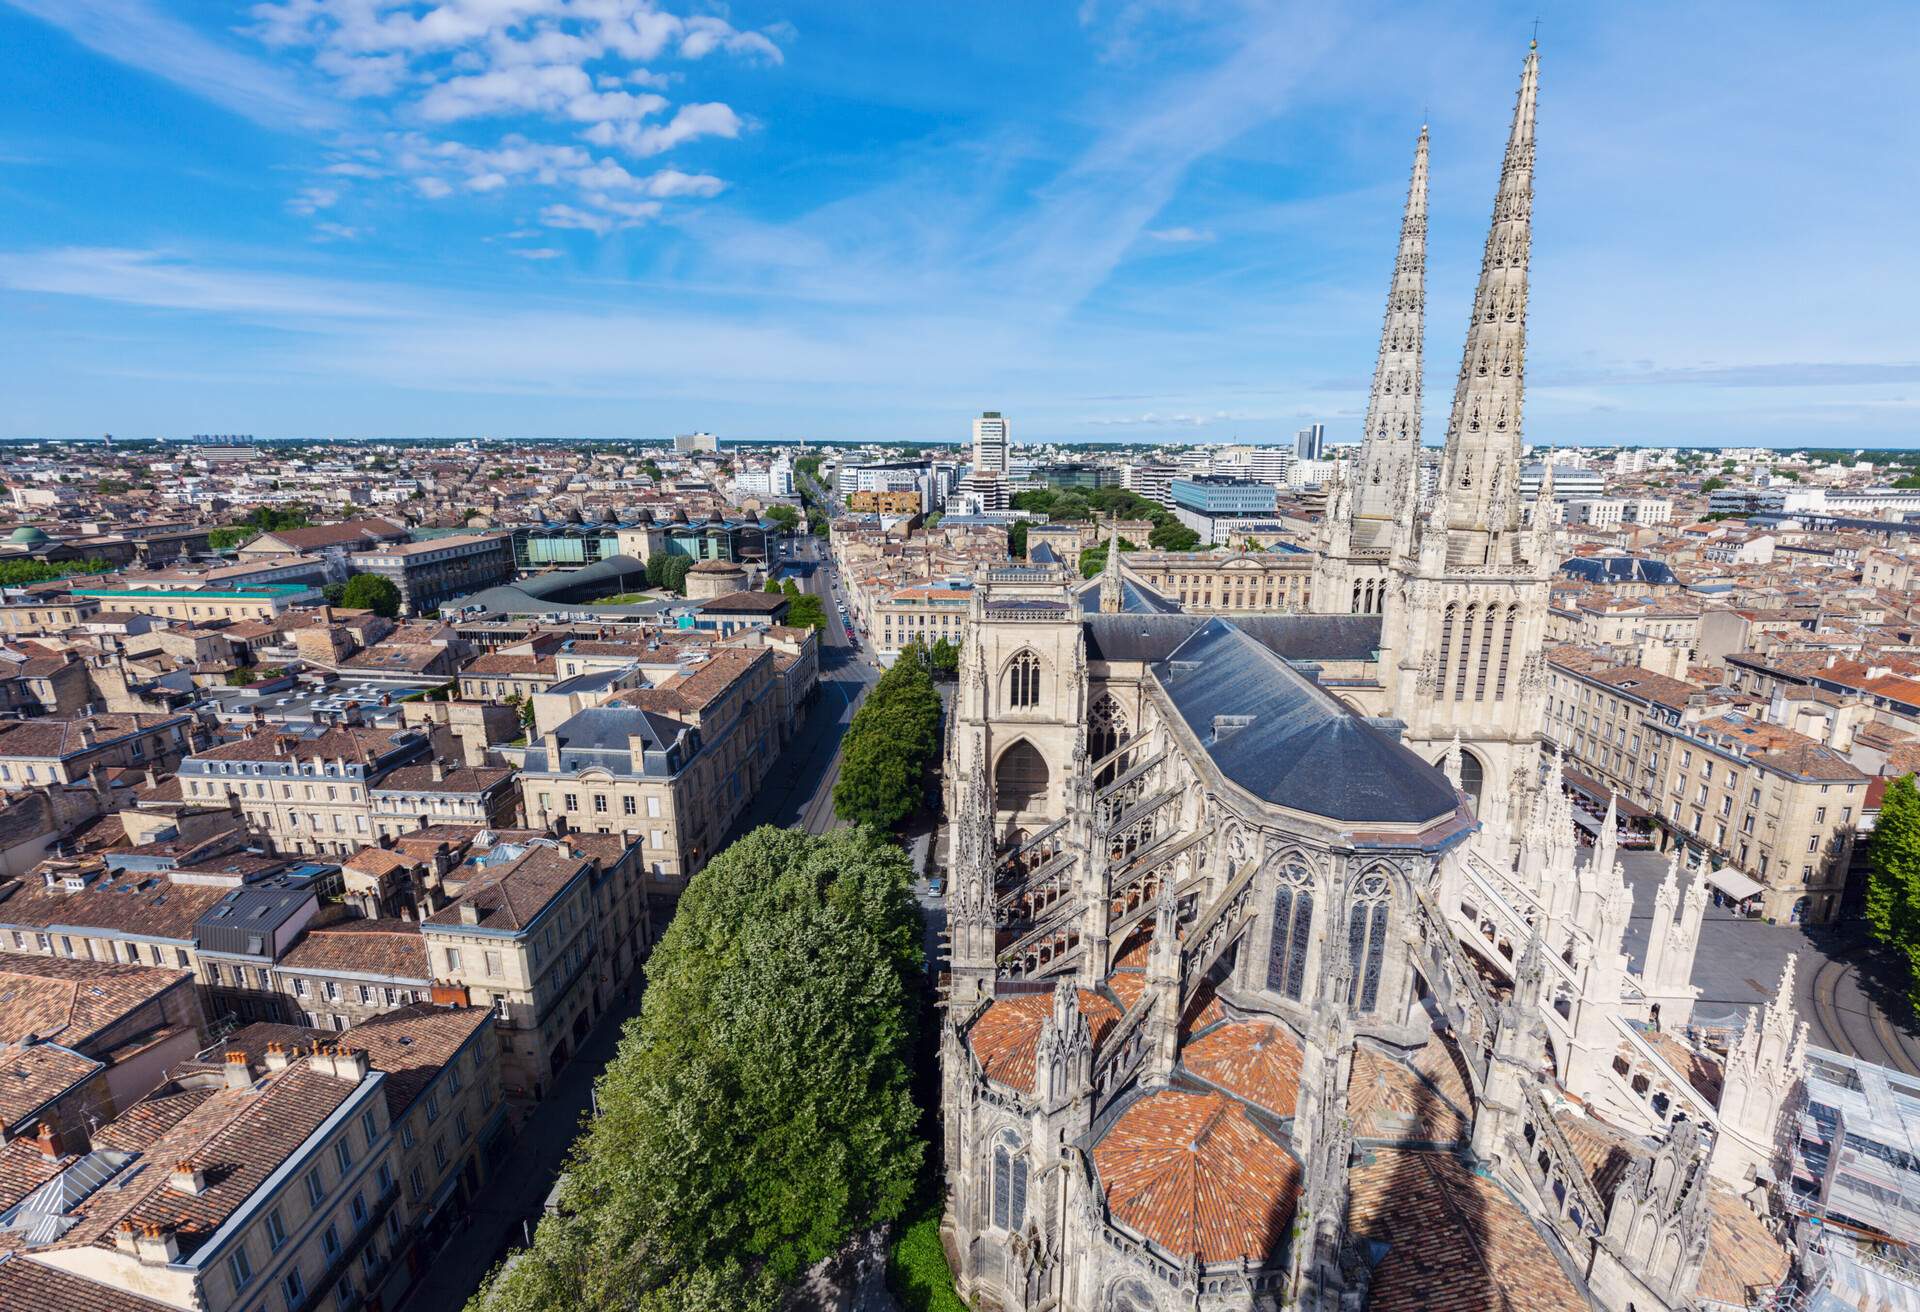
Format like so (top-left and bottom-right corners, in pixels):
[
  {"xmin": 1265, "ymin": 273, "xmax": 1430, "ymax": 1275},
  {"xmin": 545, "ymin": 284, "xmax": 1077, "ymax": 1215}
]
[
  {"xmin": 520, "ymin": 648, "xmax": 778, "ymax": 887},
  {"xmin": 13, "ymin": 1042, "xmax": 399, "ymax": 1312},
  {"xmin": 178, "ymin": 727, "xmax": 433, "ymax": 857},
  {"xmin": 276, "ymin": 920, "xmax": 431, "ymax": 1030},
  {"xmin": 368, "ymin": 761, "xmax": 518, "ymax": 839},
  {"xmin": 1545, "ymin": 593, "xmax": 1702, "ymax": 654},
  {"xmin": 1543, "ymin": 648, "xmax": 1702, "ymax": 812},
  {"xmin": 193, "ymin": 883, "xmax": 320, "ymax": 1025},
  {"xmin": 0, "ymin": 713, "xmax": 198, "ymax": 792},
  {"xmin": 873, "ymin": 585, "xmax": 972, "ymax": 660},
  {"xmin": 0, "ymin": 951, "xmax": 206, "ymax": 1143},
  {"xmin": 457, "ymin": 651, "xmax": 560, "ymax": 701},
  {"xmin": 348, "ymin": 533, "xmax": 515, "ymax": 617},
  {"xmin": 68, "ymin": 585, "xmax": 321, "ymax": 623},
  {"xmin": 419, "ymin": 841, "xmax": 614, "ymax": 1103},
  {"xmin": 1652, "ymin": 711, "xmax": 1867, "ymax": 924}
]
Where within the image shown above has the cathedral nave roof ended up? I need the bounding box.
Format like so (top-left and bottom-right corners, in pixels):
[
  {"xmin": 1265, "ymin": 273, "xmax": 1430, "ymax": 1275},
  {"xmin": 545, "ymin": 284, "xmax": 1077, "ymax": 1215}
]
[{"xmin": 1152, "ymin": 617, "xmax": 1459, "ymax": 825}]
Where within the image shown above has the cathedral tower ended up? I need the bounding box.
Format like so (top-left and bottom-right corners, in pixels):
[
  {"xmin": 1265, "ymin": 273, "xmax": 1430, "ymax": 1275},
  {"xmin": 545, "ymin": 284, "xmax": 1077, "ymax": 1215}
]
[
  {"xmin": 1379, "ymin": 43, "xmax": 1552, "ymax": 848},
  {"xmin": 1314, "ymin": 123, "xmax": 1428, "ymax": 617}
]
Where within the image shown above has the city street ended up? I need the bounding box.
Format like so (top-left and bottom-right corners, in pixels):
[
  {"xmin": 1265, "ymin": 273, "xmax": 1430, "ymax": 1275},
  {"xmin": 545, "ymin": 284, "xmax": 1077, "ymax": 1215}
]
[
  {"xmin": 398, "ymin": 534, "xmax": 878, "ymax": 1312},
  {"xmin": 1616, "ymin": 850, "xmax": 1920, "ymax": 1072}
]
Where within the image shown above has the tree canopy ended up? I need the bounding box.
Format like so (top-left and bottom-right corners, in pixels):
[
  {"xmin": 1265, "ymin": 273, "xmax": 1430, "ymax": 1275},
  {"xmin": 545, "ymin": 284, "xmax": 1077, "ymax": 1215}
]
[
  {"xmin": 1078, "ymin": 536, "xmax": 1139, "ymax": 579},
  {"xmin": 646, "ymin": 553, "xmax": 693, "ymax": 595},
  {"xmin": 763, "ymin": 504, "xmax": 801, "ymax": 533},
  {"xmin": 339, "ymin": 572, "xmax": 402, "ymax": 617},
  {"xmin": 1870, "ymin": 774, "xmax": 1920, "ymax": 1009},
  {"xmin": 786, "ymin": 593, "xmax": 827, "ymax": 631},
  {"xmin": 466, "ymin": 826, "xmax": 922, "ymax": 1312},
  {"xmin": 834, "ymin": 650, "xmax": 942, "ymax": 829},
  {"xmin": 0, "ymin": 557, "xmax": 114, "ymax": 587}
]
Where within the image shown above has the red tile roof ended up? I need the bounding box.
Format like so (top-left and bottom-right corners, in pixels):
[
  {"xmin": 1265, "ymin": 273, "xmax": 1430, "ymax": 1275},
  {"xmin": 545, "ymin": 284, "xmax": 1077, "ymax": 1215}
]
[
  {"xmin": 1091, "ymin": 1089, "xmax": 1299, "ymax": 1265},
  {"xmin": 1181, "ymin": 1019, "xmax": 1302, "ymax": 1119},
  {"xmin": 967, "ymin": 989, "xmax": 1118, "ymax": 1092}
]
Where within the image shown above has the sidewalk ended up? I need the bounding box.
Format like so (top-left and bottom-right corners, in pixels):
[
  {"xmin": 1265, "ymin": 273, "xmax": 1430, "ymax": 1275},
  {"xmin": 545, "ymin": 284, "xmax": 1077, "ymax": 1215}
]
[{"xmin": 396, "ymin": 983, "xmax": 645, "ymax": 1312}]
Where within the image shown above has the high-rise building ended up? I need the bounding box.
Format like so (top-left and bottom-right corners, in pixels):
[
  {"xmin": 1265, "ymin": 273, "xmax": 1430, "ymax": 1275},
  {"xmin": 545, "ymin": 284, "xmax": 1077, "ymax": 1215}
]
[
  {"xmin": 972, "ymin": 411, "xmax": 1009, "ymax": 476},
  {"xmin": 1247, "ymin": 445, "xmax": 1296, "ymax": 487},
  {"xmin": 1294, "ymin": 422, "xmax": 1326, "ymax": 461}
]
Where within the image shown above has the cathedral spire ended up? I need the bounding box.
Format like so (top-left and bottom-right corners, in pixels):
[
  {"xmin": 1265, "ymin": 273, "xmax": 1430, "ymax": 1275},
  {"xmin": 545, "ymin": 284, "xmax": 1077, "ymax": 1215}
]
[
  {"xmin": 1437, "ymin": 43, "xmax": 1538, "ymax": 566},
  {"xmin": 1352, "ymin": 123, "xmax": 1429, "ymax": 535},
  {"xmin": 1099, "ymin": 516, "xmax": 1124, "ymax": 614}
]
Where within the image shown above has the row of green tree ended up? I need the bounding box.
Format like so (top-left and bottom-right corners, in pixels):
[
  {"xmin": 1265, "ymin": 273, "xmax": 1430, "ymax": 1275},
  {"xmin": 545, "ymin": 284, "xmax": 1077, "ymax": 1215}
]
[
  {"xmin": 466, "ymin": 826, "xmax": 923, "ymax": 1312},
  {"xmin": 0, "ymin": 556, "xmax": 115, "ymax": 587},
  {"xmin": 1870, "ymin": 775, "xmax": 1920, "ymax": 1008},
  {"xmin": 834, "ymin": 645, "xmax": 944, "ymax": 829},
  {"xmin": 762, "ymin": 576, "xmax": 826, "ymax": 629},
  {"xmin": 207, "ymin": 505, "xmax": 314, "ymax": 550},
  {"xmin": 1007, "ymin": 485, "xmax": 1201, "ymax": 555}
]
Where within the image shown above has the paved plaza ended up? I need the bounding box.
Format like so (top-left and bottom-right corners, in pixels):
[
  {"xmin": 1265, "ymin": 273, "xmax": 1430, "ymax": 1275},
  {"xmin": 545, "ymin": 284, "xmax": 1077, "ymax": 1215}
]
[{"xmin": 1615, "ymin": 849, "xmax": 1919, "ymax": 1074}]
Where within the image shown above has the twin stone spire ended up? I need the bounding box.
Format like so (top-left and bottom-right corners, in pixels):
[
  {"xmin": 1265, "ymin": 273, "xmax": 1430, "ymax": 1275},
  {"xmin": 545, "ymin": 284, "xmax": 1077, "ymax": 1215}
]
[{"xmin": 1344, "ymin": 44, "xmax": 1540, "ymax": 569}]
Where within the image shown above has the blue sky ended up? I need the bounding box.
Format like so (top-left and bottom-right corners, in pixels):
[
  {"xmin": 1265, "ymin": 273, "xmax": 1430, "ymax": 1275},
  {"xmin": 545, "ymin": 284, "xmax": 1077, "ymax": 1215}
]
[{"xmin": 1, "ymin": 2, "xmax": 1916, "ymax": 448}]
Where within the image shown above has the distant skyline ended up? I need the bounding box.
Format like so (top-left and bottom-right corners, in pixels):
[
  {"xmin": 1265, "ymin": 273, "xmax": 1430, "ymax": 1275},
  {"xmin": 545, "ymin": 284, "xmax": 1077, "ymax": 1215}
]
[{"xmin": 1, "ymin": 2, "xmax": 1916, "ymax": 448}]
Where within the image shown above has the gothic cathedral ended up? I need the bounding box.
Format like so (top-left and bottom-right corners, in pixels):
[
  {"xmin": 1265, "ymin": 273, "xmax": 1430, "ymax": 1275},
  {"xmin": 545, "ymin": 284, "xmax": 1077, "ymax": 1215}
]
[{"xmin": 938, "ymin": 45, "xmax": 1802, "ymax": 1312}]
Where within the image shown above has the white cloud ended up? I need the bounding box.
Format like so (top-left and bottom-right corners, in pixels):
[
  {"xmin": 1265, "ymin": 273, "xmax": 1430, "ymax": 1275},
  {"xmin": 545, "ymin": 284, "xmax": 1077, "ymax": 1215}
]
[
  {"xmin": 312, "ymin": 221, "xmax": 364, "ymax": 241},
  {"xmin": 510, "ymin": 247, "xmax": 565, "ymax": 259},
  {"xmin": 583, "ymin": 101, "xmax": 740, "ymax": 157},
  {"xmin": 7, "ymin": 0, "xmax": 342, "ymax": 128},
  {"xmin": 287, "ymin": 185, "xmax": 341, "ymax": 215},
  {"xmin": 1145, "ymin": 225, "xmax": 1215, "ymax": 244},
  {"xmin": 540, "ymin": 203, "xmax": 614, "ymax": 235},
  {"xmin": 223, "ymin": 1, "xmax": 779, "ymax": 240}
]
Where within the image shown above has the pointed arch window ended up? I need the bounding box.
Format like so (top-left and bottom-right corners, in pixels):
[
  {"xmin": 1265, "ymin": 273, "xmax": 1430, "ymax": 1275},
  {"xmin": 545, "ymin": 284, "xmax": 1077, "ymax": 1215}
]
[
  {"xmin": 1437, "ymin": 604, "xmax": 1457, "ymax": 693},
  {"xmin": 1265, "ymin": 858, "xmax": 1314, "ymax": 1001},
  {"xmin": 1473, "ymin": 603, "xmax": 1498, "ymax": 700},
  {"xmin": 991, "ymin": 1134, "xmax": 1028, "ymax": 1231},
  {"xmin": 1347, "ymin": 869, "xmax": 1392, "ymax": 1014},
  {"xmin": 1494, "ymin": 604, "xmax": 1519, "ymax": 699},
  {"xmin": 1089, "ymin": 694, "xmax": 1129, "ymax": 784},
  {"xmin": 1007, "ymin": 651, "xmax": 1042, "ymax": 709},
  {"xmin": 1453, "ymin": 604, "xmax": 1477, "ymax": 701}
]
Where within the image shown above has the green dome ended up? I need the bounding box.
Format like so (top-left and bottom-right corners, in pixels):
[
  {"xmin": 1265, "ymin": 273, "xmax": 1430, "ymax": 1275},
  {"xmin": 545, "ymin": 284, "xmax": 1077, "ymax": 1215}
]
[{"xmin": 7, "ymin": 526, "xmax": 50, "ymax": 546}]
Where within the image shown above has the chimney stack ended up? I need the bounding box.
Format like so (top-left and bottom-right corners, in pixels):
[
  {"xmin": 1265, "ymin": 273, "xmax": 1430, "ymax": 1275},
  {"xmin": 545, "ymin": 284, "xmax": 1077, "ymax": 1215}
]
[
  {"xmin": 458, "ymin": 901, "xmax": 482, "ymax": 926},
  {"xmin": 263, "ymin": 1041, "xmax": 296, "ymax": 1072},
  {"xmin": 33, "ymin": 1121, "xmax": 61, "ymax": 1162},
  {"xmin": 168, "ymin": 1160, "xmax": 208, "ymax": 1195},
  {"xmin": 223, "ymin": 1050, "xmax": 253, "ymax": 1090},
  {"xmin": 134, "ymin": 1222, "xmax": 180, "ymax": 1266},
  {"xmin": 115, "ymin": 1219, "xmax": 140, "ymax": 1255}
]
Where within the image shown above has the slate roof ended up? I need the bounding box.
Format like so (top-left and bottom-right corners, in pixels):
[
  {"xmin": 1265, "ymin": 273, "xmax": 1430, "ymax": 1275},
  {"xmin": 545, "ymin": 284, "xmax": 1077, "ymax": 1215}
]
[
  {"xmin": 1071, "ymin": 574, "xmax": 1183, "ymax": 615},
  {"xmin": 1081, "ymin": 613, "xmax": 1383, "ymax": 664},
  {"xmin": 1152, "ymin": 618, "xmax": 1457, "ymax": 825}
]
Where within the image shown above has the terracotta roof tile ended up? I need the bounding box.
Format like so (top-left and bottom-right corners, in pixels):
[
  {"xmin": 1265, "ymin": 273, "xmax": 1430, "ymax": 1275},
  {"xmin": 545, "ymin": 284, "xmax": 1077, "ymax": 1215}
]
[
  {"xmin": 1347, "ymin": 1150, "xmax": 1589, "ymax": 1312},
  {"xmin": 1699, "ymin": 1187, "xmax": 1789, "ymax": 1304},
  {"xmin": 280, "ymin": 922, "xmax": 428, "ymax": 981},
  {"xmin": 0, "ymin": 951, "xmax": 192, "ymax": 1049},
  {"xmin": 1091, "ymin": 1089, "xmax": 1299, "ymax": 1265},
  {"xmin": 0, "ymin": 1255, "xmax": 178, "ymax": 1312},
  {"xmin": 967, "ymin": 989, "xmax": 1118, "ymax": 1092},
  {"xmin": 1348, "ymin": 1044, "xmax": 1470, "ymax": 1144},
  {"xmin": 1181, "ymin": 1019, "xmax": 1302, "ymax": 1119}
]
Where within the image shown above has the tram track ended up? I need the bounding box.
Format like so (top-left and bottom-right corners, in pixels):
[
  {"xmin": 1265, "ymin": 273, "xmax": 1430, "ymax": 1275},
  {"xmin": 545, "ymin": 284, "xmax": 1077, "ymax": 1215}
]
[{"xmin": 1810, "ymin": 951, "xmax": 1920, "ymax": 1076}]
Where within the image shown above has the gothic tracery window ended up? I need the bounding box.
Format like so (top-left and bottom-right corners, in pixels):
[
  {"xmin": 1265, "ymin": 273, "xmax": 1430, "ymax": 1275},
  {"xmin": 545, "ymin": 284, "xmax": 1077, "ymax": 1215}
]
[
  {"xmin": 1264, "ymin": 857, "xmax": 1314, "ymax": 1001},
  {"xmin": 991, "ymin": 1134, "xmax": 1028, "ymax": 1231},
  {"xmin": 1346, "ymin": 868, "xmax": 1392, "ymax": 1014},
  {"xmin": 1007, "ymin": 651, "xmax": 1042, "ymax": 709}
]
